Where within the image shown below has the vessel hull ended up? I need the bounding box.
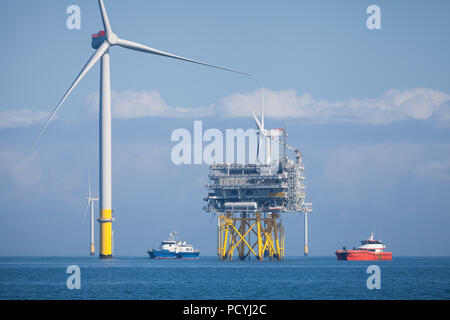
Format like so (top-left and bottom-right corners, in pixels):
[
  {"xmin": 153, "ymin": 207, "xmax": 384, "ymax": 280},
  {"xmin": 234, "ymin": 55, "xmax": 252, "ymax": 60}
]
[
  {"xmin": 335, "ymin": 250, "xmax": 392, "ymax": 261},
  {"xmin": 177, "ymin": 252, "xmax": 200, "ymax": 259},
  {"xmin": 148, "ymin": 250, "xmax": 200, "ymax": 259},
  {"xmin": 148, "ymin": 250, "xmax": 177, "ymax": 259}
]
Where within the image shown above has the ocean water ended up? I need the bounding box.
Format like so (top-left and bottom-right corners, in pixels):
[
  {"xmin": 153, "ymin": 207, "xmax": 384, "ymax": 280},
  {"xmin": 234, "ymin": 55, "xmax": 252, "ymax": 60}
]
[{"xmin": 0, "ymin": 256, "xmax": 449, "ymax": 300}]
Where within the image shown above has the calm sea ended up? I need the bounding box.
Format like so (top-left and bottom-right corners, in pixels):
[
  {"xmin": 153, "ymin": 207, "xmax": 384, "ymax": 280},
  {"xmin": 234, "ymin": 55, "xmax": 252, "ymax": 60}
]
[{"xmin": 0, "ymin": 256, "xmax": 449, "ymax": 300}]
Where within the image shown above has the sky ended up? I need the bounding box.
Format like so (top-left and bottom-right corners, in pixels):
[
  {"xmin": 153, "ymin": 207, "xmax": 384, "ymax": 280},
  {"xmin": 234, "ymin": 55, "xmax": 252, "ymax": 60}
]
[{"xmin": 0, "ymin": 0, "xmax": 450, "ymax": 257}]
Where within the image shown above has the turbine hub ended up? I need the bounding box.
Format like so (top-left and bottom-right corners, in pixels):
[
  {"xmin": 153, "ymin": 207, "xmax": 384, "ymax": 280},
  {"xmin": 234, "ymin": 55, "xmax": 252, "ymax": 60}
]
[{"xmin": 107, "ymin": 33, "xmax": 119, "ymax": 45}]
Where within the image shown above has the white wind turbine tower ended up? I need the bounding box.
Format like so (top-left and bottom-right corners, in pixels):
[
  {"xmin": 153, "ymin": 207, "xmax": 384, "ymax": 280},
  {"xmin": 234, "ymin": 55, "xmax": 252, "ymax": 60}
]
[
  {"xmin": 34, "ymin": 0, "xmax": 248, "ymax": 259},
  {"xmin": 82, "ymin": 174, "xmax": 99, "ymax": 256}
]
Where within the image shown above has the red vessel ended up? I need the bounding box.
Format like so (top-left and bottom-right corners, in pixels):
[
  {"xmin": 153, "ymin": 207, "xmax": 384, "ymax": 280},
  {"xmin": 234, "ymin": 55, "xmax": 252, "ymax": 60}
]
[{"xmin": 335, "ymin": 232, "xmax": 392, "ymax": 261}]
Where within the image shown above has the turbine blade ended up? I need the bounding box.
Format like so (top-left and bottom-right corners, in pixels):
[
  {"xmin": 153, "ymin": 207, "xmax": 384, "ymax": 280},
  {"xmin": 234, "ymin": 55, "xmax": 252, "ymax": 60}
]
[
  {"xmin": 98, "ymin": 0, "xmax": 112, "ymax": 35},
  {"xmin": 82, "ymin": 200, "xmax": 90, "ymax": 223},
  {"xmin": 257, "ymin": 135, "xmax": 261, "ymax": 159},
  {"xmin": 33, "ymin": 42, "xmax": 110, "ymax": 149},
  {"xmin": 116, "ymin": 38, "xmax": 250, "ymax": 76},
  {"xmin": 247, "ymin": 105, "xmax": 261, "ymax": 130}
]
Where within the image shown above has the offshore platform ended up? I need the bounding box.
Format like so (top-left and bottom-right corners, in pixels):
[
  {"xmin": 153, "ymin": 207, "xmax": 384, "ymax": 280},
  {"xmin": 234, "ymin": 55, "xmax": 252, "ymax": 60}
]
[{"xmin": 203, "ymin": 99, "xmax": 312, "ymax": 261}]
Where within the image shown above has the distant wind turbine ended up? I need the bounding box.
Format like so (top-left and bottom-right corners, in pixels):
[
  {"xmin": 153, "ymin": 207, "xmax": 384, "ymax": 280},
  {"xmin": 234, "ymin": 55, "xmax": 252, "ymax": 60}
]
[
  {"xmin": 82, "ymin": 173, "xmax": 99, "ymax": 256},
  {"xmin": 248, "ymin": 86, "xmax": 281, "ymax": 164},
  {"xmin": 34, "ymin": 0, "xmax": 248, "ymax": 259}
]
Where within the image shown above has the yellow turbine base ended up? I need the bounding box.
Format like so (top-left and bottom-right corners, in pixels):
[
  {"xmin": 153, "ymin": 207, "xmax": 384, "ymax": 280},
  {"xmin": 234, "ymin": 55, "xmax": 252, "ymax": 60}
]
[
  {"xmin": 90, "ymin": 243, "xmax": 95, "ymax": 256},
  {"xmin": 304, "ymin": 244, "xmax": 309, "ymax": 256},
  {"xmin": 100, "ymin": 209, "xmax": 113, "ymax": 259}
]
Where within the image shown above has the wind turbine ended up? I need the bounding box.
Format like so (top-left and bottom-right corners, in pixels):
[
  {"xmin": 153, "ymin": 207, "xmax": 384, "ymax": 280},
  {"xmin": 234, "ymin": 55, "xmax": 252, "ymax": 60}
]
[
  {"xmin": 82, "ymin": 173, "xmax": 99, "ymax": 256},
  {"xmin": 34, "ymin": 0, "xmax": 248, "ymax": 259},
  {"xmin": 248, "ymin": 86, "xmax": 281, "ymax": 164}
]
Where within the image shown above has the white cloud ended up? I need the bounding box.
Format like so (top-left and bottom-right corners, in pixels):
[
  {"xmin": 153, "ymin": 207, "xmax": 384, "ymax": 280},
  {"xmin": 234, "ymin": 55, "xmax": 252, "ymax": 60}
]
[
  {"xmin": 1, "ymin": 88, "xmax": 448, "ymax": 128},
  {"xmin": 214, "ymin": 89, "xmax": 311, "ymax": 118},
  {"xmin": 215, "ymin": 87, "xmax": 450, "ymax": 124},
  {"xmin": 83, "ymin": 87, "xmax": 450, "ymax": 125},
  {"xmin": 0, "ymin": 109, "xmax": 49, "ymax": 128},
  {"xmin": 86, "ymin": 90, "xmax": 213, "ymax": 119},
  {"xmin": 433, "ymin": 101, "xmax": 450, "ymax": 128}
]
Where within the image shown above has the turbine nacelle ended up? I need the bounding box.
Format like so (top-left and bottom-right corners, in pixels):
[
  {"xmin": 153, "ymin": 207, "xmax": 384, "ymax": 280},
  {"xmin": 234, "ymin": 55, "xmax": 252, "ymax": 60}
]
[
  {"xmin": 92, "ymin": 30, "xmax": 119, "ymax": 49},
  {"xmin": 258, "ymin": 128, "xmax": 282, "ymax": 137},
  {"xmin": 91, "ymin": 30, "xmax": 107, "ymax": 49}
]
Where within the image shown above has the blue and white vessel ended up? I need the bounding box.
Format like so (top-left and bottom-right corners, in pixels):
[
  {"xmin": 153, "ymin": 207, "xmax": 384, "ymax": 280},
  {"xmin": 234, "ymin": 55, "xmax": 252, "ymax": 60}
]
[{"xmin": 147, "ymin": 232, "xmax": 200, "ymax": 259}]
